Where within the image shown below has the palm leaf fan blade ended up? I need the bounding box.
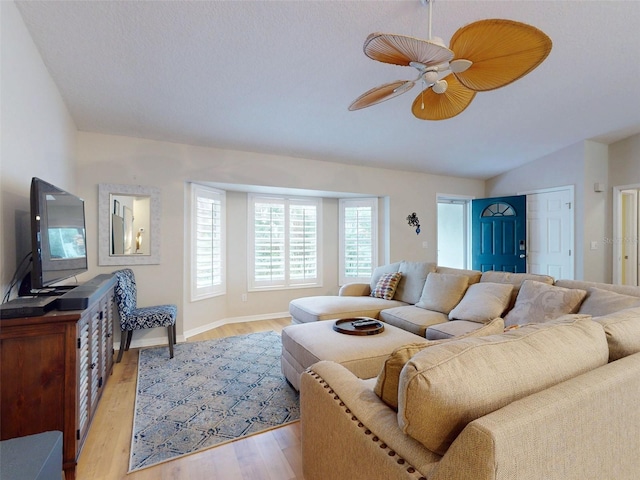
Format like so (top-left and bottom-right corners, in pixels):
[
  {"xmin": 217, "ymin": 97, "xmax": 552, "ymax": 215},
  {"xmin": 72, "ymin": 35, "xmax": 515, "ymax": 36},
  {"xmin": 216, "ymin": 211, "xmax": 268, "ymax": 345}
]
[
  {"xmin": 349, "ymin": 81, "xmax": 415, "ymax": 111},
  {"xmin": 364, "ymin": 33, "xmax": 453, "ymax": 67},
  {"xmin": 411, "ymin": 74, "xmax": 476, "ymax": 120},
  {"xmin": 450, "ymin": 19, "xmax": 552, "ymax": 91}
]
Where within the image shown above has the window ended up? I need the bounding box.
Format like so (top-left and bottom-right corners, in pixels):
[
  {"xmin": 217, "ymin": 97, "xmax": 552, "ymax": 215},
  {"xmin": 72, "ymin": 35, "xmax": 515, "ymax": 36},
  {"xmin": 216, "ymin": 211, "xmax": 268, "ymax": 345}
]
[
  {"xmin": 339, "ymin": 198, "xmax": 378, "ymax": 285},
  {"xmin": 481, "ymin": 202, "xmax": 516, "ymax": 217},
  {"xmin": 249, "ymin": 194, "xmax": 321, "ymax": 290},
  {"xmin": 190, "ymin": 184, "xmax": 225, "ymax": 300}
]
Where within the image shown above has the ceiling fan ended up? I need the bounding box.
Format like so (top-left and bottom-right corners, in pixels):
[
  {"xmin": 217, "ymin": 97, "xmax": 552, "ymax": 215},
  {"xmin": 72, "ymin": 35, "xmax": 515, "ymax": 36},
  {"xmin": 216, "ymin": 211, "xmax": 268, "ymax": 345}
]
[{"xmin": 349, "ymin": 0, "xmax": 552, "ymax": 120}]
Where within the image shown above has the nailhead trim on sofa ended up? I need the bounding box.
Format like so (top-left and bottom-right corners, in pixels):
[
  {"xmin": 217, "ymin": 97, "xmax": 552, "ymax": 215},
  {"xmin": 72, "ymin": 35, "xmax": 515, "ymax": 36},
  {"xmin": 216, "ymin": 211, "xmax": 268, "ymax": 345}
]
[{"xmin": 307, "ymin": 369, "xmax": 428, "ymax": 480}]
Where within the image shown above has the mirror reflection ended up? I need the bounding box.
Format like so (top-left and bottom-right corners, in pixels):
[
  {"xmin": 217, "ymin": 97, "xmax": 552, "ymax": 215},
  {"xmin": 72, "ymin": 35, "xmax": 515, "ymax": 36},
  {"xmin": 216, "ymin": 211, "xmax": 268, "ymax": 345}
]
[
  {"xmin": 110, "ymin": 194, "xmax": 151, "ymax": 255},
  {"xmin": 98, "ymin": 184, "xmax": 161, "ymax": 266}
]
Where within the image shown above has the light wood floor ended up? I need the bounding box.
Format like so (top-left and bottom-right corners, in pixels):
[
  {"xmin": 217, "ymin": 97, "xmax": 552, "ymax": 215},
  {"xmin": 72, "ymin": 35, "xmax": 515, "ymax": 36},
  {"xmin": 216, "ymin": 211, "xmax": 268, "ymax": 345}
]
[{"xmin": 77, "ymin": 318, "xmax": 303, "ymax": 480}]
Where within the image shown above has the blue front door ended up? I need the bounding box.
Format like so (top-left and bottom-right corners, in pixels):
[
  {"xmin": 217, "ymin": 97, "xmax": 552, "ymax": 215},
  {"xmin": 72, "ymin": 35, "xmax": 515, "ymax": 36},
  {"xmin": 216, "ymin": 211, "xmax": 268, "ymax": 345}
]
[{"xmin": 471, "ymin": 195, "xmax": 526, "ymax": 272}]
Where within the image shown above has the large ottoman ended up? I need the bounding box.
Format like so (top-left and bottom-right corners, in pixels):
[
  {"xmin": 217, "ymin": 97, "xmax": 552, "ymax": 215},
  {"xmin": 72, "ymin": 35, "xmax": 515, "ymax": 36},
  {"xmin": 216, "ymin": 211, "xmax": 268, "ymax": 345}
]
[{"xmin": 281, "ymin": 320, "xmax": 424, "ymax": 390}]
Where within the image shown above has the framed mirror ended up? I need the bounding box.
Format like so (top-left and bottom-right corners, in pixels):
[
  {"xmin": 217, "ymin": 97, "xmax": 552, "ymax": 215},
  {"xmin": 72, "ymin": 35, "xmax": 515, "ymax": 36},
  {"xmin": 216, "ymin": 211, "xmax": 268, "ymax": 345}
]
[{"xmin": 98, "ymin": 183, "xmax": 161, "ymax": 265}]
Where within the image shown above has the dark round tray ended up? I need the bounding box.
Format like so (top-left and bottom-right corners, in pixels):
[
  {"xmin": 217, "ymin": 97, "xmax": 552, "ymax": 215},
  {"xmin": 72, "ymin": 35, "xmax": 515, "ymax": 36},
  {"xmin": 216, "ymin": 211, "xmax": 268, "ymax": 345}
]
[{"xmin": 333, "ymin": 317, "xmax": 384, "ymax": 336}]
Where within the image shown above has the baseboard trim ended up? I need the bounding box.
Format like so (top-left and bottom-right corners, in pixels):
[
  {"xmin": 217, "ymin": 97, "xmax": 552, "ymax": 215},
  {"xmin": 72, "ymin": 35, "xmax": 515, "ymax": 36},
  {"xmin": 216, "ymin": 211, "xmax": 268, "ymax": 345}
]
[
  {"xmin": 183, "ymin": 311, "xmax": 290, "ymax": 339},
  {"xmin": 114, "ymin": 311, "xmax": 291, "ymax": 350}
]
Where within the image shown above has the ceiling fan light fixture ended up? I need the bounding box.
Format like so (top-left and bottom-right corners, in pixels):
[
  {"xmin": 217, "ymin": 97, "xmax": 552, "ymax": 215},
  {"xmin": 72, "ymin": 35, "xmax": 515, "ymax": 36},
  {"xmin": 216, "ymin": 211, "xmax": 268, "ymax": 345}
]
[
  {"xmin": 432, "ymin": 79, "xmax": 448, "ymax": 94},
  {"xmin": 423, "ymin": 70, "xmax": 439, "ymax": 84},
  {"xmin": 350, "ymin": 1, "xmax": 551, "ymax": 120}
]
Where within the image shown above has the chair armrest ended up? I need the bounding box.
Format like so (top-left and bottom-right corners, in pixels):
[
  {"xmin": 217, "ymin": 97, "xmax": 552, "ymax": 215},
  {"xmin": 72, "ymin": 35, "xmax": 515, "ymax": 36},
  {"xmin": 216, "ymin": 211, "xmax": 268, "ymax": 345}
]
[
  {"xmin": 301, "ymin": 361, "xmax": 439, "ymax": 480},
  {"xmin": 339, "ymin": 283, "xmax": 371, "ymax": 296}
]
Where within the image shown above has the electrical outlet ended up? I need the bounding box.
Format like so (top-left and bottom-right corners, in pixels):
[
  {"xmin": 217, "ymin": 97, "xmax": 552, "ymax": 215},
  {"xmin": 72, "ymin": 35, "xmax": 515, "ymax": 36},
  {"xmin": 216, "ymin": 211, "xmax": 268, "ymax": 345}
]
[
  {"xmin": 590, "ymin": 241, "xmax": 598, "ymax": 250},
  {"xmin": 241, "ymin": 293, "xmax": 248, "ymax": 302},
  {"xmin": 422, "ymin": 241, "xmax": 429, "ymax": 249}
]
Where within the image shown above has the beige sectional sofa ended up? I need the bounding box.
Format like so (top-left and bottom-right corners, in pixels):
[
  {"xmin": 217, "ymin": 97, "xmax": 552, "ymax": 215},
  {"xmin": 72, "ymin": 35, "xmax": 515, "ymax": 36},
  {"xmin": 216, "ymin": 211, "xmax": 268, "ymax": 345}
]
[
  {"xmin": 300, "ymin": 312, "xmax": 640, "ymax": 479},
  {"xmin": 287, "ymin": 261, "xmax": 640, "ymax": 479},
  {"xmin": 290, "ymin": 261, "xmax": 560, "ymax": 338}
]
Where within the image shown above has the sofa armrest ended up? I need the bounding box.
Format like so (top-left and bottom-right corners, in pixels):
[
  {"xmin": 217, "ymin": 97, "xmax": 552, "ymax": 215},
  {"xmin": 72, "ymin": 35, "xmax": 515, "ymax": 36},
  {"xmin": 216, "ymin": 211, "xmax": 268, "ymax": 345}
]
[
  {"xmin": 301, "ymin": 361, "xmax": 440, "ymax": 480},
  {"xmin": 339, "ymin": 282, "xmax": 371, "ymax": 296},
  {"xmin": 430, "ymin": 352, "xmax": 640, "ymax": 480}
]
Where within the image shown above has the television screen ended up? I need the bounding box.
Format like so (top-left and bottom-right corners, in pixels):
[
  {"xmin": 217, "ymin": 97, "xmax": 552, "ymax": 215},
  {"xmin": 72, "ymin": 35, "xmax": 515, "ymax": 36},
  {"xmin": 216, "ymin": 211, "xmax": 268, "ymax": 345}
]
[{"xmin": 30, "ymin": 177, "xmax": 88, "ymax": 290}]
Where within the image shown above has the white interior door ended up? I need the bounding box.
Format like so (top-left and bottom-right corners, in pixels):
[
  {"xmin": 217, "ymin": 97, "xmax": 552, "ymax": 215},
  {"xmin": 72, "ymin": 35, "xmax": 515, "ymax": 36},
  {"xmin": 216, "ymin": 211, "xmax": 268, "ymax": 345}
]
[
  {"xmin": 621, "ymin": 190, "xmax": 638, "ymax": 285},
  {"xmin": 525, "ymin": 187, "xmax": 574, "ymax": 279}
]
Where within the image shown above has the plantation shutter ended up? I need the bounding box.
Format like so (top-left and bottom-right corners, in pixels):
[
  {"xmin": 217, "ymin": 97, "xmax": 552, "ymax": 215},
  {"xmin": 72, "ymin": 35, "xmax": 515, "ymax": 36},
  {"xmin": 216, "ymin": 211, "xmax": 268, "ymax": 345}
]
[
  {"xmin": 340, "ymin": 198, "xmax": 378, "ymax": 285},
  {"xmin": 249, "ymin": 195, "xmax": 321, "ymax": 290},
  {"xmin": 254, "ymin": 199, "xmax": 286, "ymax": 284},
  {"xmin": 191, "ymin": 184, "xmax": 225, "ymax": 299},
  {"xmin": 289, "ymin": 202, "xmax": 318, "ymax": 283}
]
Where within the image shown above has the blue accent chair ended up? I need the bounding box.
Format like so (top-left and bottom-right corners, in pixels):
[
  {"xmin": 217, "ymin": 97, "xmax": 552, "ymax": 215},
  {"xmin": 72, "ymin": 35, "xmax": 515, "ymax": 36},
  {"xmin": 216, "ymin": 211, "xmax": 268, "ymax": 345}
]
[{"xmin": 113, "ymin": 268, "xmax": 177, "ymax": 362}]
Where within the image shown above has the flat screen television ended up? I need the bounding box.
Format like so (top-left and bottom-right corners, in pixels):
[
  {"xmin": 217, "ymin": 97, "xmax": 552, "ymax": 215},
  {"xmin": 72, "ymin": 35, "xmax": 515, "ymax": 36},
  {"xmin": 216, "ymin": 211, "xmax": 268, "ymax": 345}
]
[{"xmin": 28, "ymin": 177, "xmax": 88, "ymax": 291}]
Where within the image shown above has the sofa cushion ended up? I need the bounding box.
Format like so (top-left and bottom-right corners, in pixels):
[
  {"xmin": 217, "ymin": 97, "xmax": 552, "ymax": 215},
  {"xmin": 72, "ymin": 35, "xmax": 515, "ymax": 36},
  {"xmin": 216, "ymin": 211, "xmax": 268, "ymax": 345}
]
[
  {"xmin": 369, "ymin": 261, "xmax": 402, "ymax": 293},
  {"xmin": 289, "ymin": 295, "xmax": 407, "ymax": 323},
  {"xmin": 448, "ymin": 282, "xmax": 513, "ymax": 323},
  {"xmin": 398, "ymin": 318, "xmax": 608, "ymax": 455},
  {"xmin": 578, "ymin": 287, "xmax": 640, "ymax": 317},
  {"xmin": 481, "ymin": 271, "xmax": 554, "ymax": 309},
  {"xmin": 504, "ymin": 280, "xmax": 587, "ymax": 327},
  {"xmin": 374, "ymin": 317, "xmax": 505, "ymax": 410},
  {"xmin": 425, "ymin": 320, "xmax": 489, "ymax": 340},
  {"xmin": 415, "ymin": 273, "xmax": 469, "ymax": 314},
  {"xmin": 370, "ymin": 272, "xmax": 402, "ymax": 300},
  {"xmin": 379, "ymin": 306, "xmax": 448, "ymax": 336},
  {"xmin": 394, "ymin": 261, "xmax": 437, "ymax": 304},
  {"xmin": 593, "ymin": 306, "xmax": 640, "ymax": 361}
]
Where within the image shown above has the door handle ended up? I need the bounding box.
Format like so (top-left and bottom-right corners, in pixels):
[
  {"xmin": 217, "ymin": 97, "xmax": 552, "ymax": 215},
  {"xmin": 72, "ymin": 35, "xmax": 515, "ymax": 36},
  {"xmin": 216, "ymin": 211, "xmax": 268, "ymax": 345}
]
[{"xmin": 519, "ymin": 254, "xmax": 526, "ymax": 258}]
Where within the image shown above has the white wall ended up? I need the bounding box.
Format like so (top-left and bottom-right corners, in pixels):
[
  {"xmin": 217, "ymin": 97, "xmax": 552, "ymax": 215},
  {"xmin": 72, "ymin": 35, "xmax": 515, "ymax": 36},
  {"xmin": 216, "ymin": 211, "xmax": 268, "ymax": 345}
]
[
  {"xmin": 583, "ymin": 141, "xmax": 609, "ymax": 282},
  {"xmin": 609, "ymin": 133, "xmax": 640, "ymax": 186},
  {"xmin": 76, "ymin": 132, "xmax": 485, "ymax": 344},
  {"xmin": 0, "ymin": 1, "xmax": 78, "ymax": 297},
  {"xmin": 486, "ymin": 140, "xmax": 611, "ymax": 282}
]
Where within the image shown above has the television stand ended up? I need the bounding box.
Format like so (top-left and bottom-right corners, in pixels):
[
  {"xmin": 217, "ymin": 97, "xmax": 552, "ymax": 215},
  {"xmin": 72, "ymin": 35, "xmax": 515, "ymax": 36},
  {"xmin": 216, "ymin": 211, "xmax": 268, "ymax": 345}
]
[{"xmin": 0, "ymin": 273, "xmax": 117, "ymax": 480}]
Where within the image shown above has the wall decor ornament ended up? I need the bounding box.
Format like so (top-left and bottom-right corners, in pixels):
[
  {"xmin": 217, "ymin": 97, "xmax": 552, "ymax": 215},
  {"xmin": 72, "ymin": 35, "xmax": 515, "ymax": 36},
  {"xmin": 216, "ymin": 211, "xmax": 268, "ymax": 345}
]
[{"xmin": 407, "ymin": 212, "xmax": 421, "ymax": 234}]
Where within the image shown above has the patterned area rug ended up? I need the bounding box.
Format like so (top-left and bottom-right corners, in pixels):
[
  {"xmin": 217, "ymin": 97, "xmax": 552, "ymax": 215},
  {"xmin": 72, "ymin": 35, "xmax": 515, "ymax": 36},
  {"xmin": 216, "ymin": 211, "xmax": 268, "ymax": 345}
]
[{"xmin": 129, "ymin": 331, "xmax": 299, "ymax": 472}]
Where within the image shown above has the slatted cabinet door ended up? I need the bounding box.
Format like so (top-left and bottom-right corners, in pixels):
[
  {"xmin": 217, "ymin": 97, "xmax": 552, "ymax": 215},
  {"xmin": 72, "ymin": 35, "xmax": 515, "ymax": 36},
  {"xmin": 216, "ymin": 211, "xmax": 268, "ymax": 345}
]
[
  {"xmin": 98, "ymin": 293, "xmax": 115, "ymax": 390},
  {"xmin": 77, "ymin": 298, "xmax": 113, "ymax": 455},
  {"xmin": 76, "ymin": 315, "xmax": 91, "ymax": 450},
  {"xmin": 89, "ymin": 307, "xmax": 101, "ymax": 420}
]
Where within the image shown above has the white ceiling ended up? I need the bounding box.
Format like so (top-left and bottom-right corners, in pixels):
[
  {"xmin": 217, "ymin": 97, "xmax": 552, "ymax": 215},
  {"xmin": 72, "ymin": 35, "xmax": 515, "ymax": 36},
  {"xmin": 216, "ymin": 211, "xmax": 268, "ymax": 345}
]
[{"xmin": 15, "ymin": 0, "xmax": 640, "ymax": 180}]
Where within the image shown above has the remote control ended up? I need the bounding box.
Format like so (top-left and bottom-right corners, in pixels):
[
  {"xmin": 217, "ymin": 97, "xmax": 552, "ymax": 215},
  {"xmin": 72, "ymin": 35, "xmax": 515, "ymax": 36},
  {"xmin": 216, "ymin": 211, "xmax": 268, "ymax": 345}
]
[{"xmin": 352, "ymin": 319, "xmax": 380, "ymax": 328}]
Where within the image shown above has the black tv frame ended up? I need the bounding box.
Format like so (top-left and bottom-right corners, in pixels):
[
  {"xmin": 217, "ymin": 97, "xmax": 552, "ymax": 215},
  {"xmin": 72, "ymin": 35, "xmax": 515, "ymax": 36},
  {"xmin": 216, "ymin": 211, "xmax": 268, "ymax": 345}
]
[{"xmin": 22, "ymin": 177, "xmax": 88, "ymax": 294}]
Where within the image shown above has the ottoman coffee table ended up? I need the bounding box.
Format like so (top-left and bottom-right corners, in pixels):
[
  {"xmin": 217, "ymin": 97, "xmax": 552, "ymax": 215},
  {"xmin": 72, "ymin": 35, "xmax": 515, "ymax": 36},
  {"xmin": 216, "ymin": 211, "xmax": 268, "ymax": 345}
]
[{"xmin": 281, "ymin": 319, "xmax": 425, "ymax": 390}]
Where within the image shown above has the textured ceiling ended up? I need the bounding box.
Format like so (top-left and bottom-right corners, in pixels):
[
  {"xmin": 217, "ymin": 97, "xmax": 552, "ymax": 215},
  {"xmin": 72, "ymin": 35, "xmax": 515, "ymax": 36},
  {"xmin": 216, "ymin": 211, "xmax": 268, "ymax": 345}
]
[{"xmin": 15, "ymin": 0, "xmax": 640, "ymax": 180}]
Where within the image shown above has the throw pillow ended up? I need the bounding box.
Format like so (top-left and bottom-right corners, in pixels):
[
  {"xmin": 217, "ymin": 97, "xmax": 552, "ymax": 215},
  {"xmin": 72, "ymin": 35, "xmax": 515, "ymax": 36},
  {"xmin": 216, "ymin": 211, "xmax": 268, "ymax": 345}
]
[
  {"xmin": 504, "ymin": 280, "xmax": 587, "ymax": 327},
  {"xmin": 370, "ymin": 272, "xmax": 402, "ymax": 300},
  {"xmin": 415, "ymin": 273, "xmax": 469, "ymax": 314},
  {"xmin": 578, "ymin": 287, "xmax": 640, "ymax": 317},
  {"xmin": 373, "ymin": 317, "xmax": 505, "ymax": 410},
  {"xmin": 369, "ymin": 262, "xmax": 402, "ymax": 293},
  {"xmin": 448, "ymin": 282, "xmax": 514, "ymax": 323},
  {"xmin": 394, "ymin": 261, "xmax": 437, "ymax": 304},
  {"xmin": 480, "ymin": 271, "xmax": 554, "ymax": 310},
  {"xmin": 398, "ymin": 318, "xmax": 608, "ymax": 455}
]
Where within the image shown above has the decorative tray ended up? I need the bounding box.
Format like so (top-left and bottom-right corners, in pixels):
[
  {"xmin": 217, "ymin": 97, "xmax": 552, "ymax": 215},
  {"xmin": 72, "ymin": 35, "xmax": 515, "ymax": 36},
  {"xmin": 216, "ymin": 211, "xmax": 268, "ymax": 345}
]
[{"xmin": 333, "ymin": 317, "xmax": 384, "ymax": 336}]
